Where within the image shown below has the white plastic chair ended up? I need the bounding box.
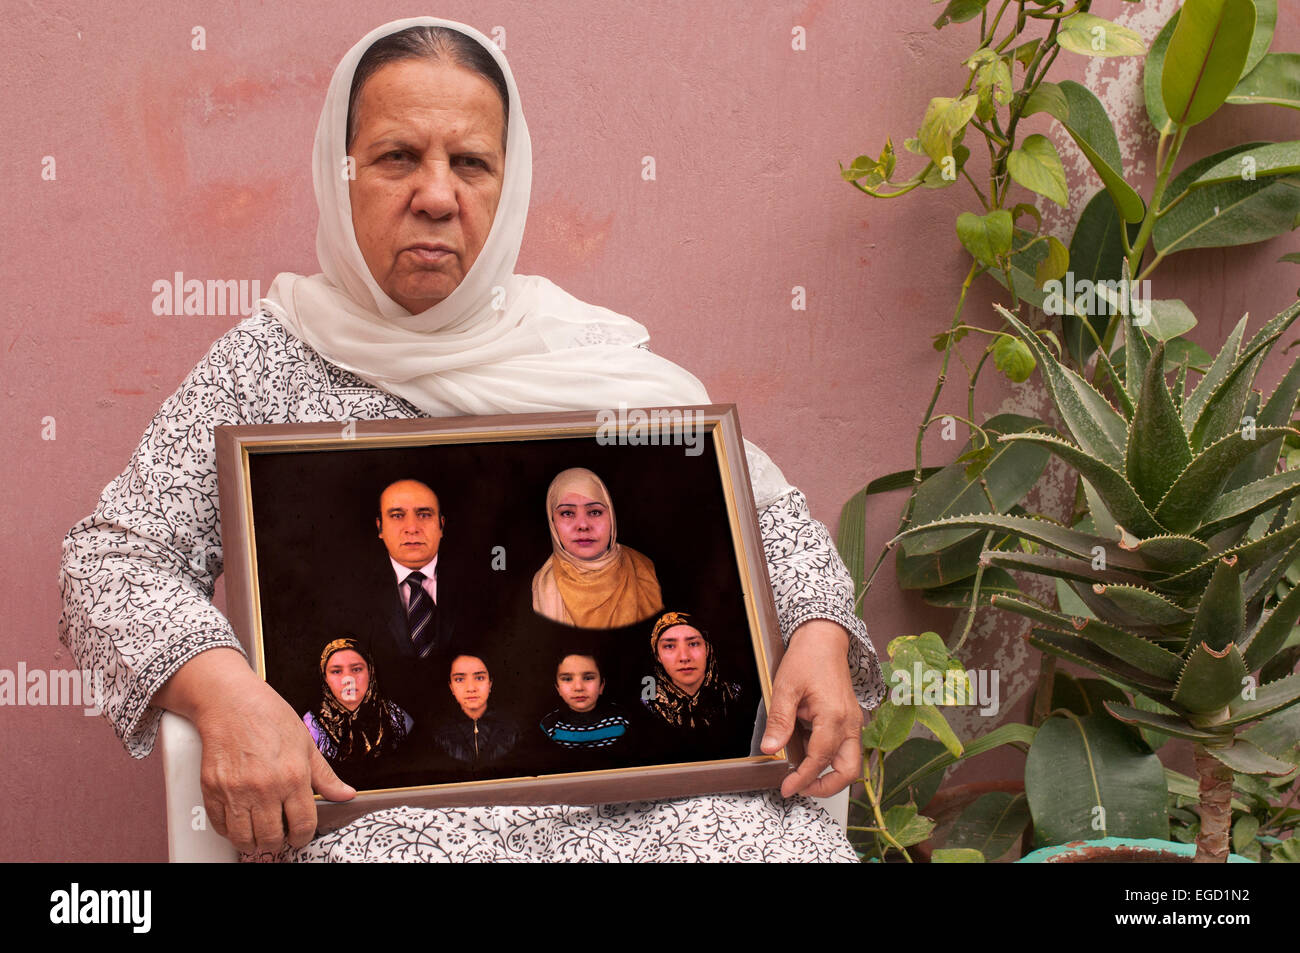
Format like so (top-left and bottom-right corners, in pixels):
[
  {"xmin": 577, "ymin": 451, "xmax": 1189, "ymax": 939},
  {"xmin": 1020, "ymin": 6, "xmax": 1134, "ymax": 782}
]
[{"xmin": 160, "ymin": 710, "xmax": 848, "ymax": 861}]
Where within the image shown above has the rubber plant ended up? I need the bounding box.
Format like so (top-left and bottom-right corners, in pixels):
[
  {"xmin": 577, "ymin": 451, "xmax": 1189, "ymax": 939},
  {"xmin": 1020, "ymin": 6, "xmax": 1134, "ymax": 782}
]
[{"xmin": 893, "ymin": 299, "xmax": 1300, "ymax": 861}]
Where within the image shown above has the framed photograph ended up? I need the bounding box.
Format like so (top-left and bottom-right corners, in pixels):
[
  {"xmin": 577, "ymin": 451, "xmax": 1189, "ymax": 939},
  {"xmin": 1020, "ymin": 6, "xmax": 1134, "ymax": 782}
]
[{"xmin": 215, "ymin": 405, "xmax": 798, "ymax": 831}]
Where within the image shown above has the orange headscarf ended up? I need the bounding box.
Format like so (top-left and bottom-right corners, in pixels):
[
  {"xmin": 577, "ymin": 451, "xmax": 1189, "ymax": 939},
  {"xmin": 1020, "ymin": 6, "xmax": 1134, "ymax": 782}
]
[{"xmin": 531, "ymin": 468, "xmax": 663, "ymax": 628}]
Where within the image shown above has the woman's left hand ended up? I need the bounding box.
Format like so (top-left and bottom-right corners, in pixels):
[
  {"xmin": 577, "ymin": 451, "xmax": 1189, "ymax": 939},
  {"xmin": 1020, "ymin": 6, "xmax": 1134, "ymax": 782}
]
[{"xmin": 760, "ymin": 618, "xmax": 862, "ymax": 798}]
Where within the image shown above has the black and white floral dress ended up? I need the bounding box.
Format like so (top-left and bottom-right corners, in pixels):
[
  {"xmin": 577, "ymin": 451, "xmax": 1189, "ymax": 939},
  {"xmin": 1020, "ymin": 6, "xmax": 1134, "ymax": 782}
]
[{"xmin": 59, "ymin": 311, "xmax": 885, "ymax": 862}]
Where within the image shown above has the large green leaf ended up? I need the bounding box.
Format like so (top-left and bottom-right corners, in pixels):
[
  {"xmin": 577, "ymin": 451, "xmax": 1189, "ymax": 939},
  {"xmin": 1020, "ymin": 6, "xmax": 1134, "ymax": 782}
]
[
  {"xmin": 1227, "ymin": 53, "xmax": 1300, "ymax": 109},
  {"xmin": 881, "ymin": 737, "xmax": 948, "ymax": 809},
  {"xmin": 1190, "ymin": 141, "xmax": 1300, "ymax": 186},
  {"xmin": 997, "ymin": 306, "xmax": 1128, "ymax": 469},
  {"xmin": 1127, "ymin": 342, "xmax": 1195, "ymax": 510},
  {"xmin": 1024, "ymin": 81, "xmax": 1144, "ymax": 222},
  {"xmin": 1161, "ymin": 0, "xmax": 1257, "ymax": 126},
  {"xmin": 1242, "ymin": 0, "xmax": 1277, "ymax": 77},
  {"xmin": 1173, "ymin": 641, "xmax": 1249, "ymax": 713},
  {"xmin": 945, "ymin": 792, "xmax": 1031, "ymax": 861},
  {"xmin": 1144, "ymin": 11, "xmax": 1181, "ymax": 134},
  {"xmin": 1154, "ymin": 143, "xmax": 1300, "ymax": 254},
  {"xmin": 1063, "ymin": 190, "xmax": 1134, "ymax": 365},
  {"xmin": 921, "ymin": 566, "xmax": 1021, "ymax": 607},
  {"xmin": 880, "ymin": 723, "xmax": 1038, "ymax": 805},
  {"xmin": 933, "ymin": 0, "xmax": 991, "ymax": 29},
  {"xmin": 1025, "ymin": 713, "xmax": 1169, "ymax": 845}
]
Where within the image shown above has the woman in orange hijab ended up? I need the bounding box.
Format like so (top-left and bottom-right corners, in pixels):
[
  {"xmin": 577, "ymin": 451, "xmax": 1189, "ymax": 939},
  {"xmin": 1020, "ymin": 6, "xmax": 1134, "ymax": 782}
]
[{"xmin": 531, "ymin": 468, "xmax": 663, "ymax": 628}]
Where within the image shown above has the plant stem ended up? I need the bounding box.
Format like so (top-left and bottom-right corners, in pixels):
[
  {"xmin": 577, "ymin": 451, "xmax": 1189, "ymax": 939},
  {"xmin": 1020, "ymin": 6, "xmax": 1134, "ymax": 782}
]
[
  {"xmin": 1127, "ymin": 124, "xmax": 1188, "ymax": 275},
  {"xmin": 1194, "ymin": 744, "xmax": 1234, "ymax": 862},
  {"xmin": 861, "ymin": 261, "xmax": 981, "ymax": 596},
  {"xmin": 860, "ymin": 750, "xmax": 912, "ymax": 862}
]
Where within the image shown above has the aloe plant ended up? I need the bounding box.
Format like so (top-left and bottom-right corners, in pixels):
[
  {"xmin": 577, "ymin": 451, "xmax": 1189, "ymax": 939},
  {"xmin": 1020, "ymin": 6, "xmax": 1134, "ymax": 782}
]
[{"xmin": 893, "ymin": 299, "xmax": 1300, "ymax": 861}]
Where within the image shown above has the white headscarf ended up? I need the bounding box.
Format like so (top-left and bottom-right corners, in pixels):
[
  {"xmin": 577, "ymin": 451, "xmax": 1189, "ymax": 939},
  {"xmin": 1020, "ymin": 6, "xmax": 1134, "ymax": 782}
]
[{"xmin": 260, "ymin": 17, "xmax": 792, "ymax": 505}]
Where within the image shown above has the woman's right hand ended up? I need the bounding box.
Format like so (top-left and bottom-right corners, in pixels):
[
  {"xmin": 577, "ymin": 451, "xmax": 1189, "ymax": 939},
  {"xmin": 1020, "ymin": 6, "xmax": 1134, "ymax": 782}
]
[{"xmin": 154, "ymin": 648, "xmax": 356, "ymax": 852}]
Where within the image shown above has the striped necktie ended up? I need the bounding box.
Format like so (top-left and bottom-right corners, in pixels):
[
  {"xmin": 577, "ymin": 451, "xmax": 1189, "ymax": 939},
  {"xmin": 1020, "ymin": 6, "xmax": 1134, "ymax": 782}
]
[{"xmin": 405, "ymin": 570, "xmax": 438, "ymax": 658}]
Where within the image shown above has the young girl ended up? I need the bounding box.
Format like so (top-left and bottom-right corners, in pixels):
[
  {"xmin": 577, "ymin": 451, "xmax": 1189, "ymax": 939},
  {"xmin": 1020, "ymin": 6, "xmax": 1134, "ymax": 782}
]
[{"xmin": 539, "ymin": 652, "xmax": 632, "ymax": 759}]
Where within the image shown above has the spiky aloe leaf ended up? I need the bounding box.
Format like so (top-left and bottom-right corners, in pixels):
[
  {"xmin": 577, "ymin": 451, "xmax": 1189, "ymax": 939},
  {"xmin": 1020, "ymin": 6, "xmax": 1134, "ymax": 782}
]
[
  {"xmin": 921, "ymin": 567, "xmax": 1022, "ymax": 607},
  {"xmin": 1080, "ymin": 475, "xmax": 1121, "ymax": 541},
  {"xmin": 996, "ymin": 305, "xmax": 1127, "ymax": 470},
  {"xmin": 1153, "ymin": 427, "xmax": 1295, "ymax": 532},
  {"xmin": 1240, "ymin": 299, "xmax": 1300, "ymax": 358},
  {"xmin": 1240, "ymin": 705, "xmax": 1300, "ymax": 758},
  {"xmin": 1243, "ymin": 535, "xmax": 1300, "ymax": 608},
  {"xmin": 1119, "ymin": 533, "xmax": 1210, "ymax": 572},
  {"xmin": 993, "ymin": 595, "xmax": 1185, "ymax": 680},
  {"xmin": 1103, "ymin": 701, "xmax": 1226, "ymax": 742},
  {"xmin": 985, "ymin": 550, "xmax": 1152, "ymax": 587},
  {"xmin": 1227, "ymin": 357, "xmax": 1300, "ymax": 491},
  {"xmin": 894, "ymin": 513, "xmax": 1157, "ymax": 574},
  {"xmin": 999, "ymin": 433, "xmax": 1164, "ymax": 537},
  {"xmin": 1196, "ymin": 468, "xmax": 1300, "ymax": 539},
  {"xmin": 1127, "ymin": 341, "xmax": 1194, "ymax": 508},
  {"xmin": 1182, "ymin": 315, "xmax": 1247, "ymax": 432},
  {"xmin": 1186, "ymin": 558, "xmax": 1245, "ymax": 653},
  {"xmin": 1205, "ymin": 739, "xmax": 1297, "ymax": 776},
  {"xmin": 1123, "ymin": 307, "xmax": 1154, "ymax": 411},
  {"xmin": 1190, "ymin": 350, "xmax": 1267, "ymax": 452},
  {"xmin": 1174, "ymin": 642, "xmax": 1249, "ymax": 714},
  {"xmin": 1027, "ymin": 628, "xmax": 1177, "ymax": 697},
  {"xmin": 1169, "ymin": 520, "xmax": 1300, "ymax": 593},
  {"xmin": 1090, "ymin": 584, "xmax": 1193, "ymax": 625},
  {"xmin": 1194, "ymin": 302, "xmax": 1300, "ymax": 452},
  {"xmin": 1244, "ymin": 579, "xmax": 1300, "ymax": 672},
  {"xmin": 1225, "ymin": 671, "xmax": 1300, "ymax": 725}
]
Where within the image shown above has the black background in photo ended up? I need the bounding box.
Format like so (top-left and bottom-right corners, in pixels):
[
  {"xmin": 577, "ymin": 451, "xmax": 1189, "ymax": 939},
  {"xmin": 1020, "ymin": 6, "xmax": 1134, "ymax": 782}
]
[{"xmin": 247, "ymin": 432, "xmax": 762, "ymax": 789}]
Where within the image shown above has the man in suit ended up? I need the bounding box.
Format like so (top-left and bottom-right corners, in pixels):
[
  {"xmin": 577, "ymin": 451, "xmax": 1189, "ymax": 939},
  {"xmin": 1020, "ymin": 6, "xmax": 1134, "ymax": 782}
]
[{"xmin": 364, "ymin": 478, "xmax": 464, "ymax": 730}]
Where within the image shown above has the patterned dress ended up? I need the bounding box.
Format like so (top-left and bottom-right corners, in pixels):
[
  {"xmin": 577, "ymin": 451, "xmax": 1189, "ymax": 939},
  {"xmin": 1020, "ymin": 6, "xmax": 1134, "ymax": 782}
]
[{"xmin": 58, "ymin": 310, "xmax": 885, "ymax": 862}]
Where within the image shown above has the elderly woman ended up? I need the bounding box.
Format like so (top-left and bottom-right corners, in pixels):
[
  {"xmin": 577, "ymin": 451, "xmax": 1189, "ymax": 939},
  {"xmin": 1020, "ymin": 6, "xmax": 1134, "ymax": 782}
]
[
  {"xmin": 532, "ymin": 467, "xmax": 663, "ymax": 628},
  {"xmin": 304, "ymin": 638, "xmax": 413, "ymax": 768},
  {"xmin": 59, "ymin": 17, "xmax": 883, "ymax": 861}
]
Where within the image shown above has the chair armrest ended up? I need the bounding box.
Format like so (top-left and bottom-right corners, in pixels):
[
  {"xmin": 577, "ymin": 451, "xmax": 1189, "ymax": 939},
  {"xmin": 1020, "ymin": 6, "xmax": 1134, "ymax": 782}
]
[{"xmin": 160, "ymin": 711, "xmax": 238, "ymax": 862}]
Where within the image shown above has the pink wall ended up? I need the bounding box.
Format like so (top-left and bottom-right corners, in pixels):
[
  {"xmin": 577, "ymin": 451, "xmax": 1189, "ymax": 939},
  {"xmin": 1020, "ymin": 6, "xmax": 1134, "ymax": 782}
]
[{"xmin": 4, "ymin": 1, "xmax": 1298, "ymax": 860}]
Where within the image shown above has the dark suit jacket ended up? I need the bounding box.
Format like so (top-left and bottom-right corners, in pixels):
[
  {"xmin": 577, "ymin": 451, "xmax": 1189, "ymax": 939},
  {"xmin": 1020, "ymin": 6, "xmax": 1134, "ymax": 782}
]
[{"xmin": 337, "ymin": 544, "xmax": 482, "ymax": 728}]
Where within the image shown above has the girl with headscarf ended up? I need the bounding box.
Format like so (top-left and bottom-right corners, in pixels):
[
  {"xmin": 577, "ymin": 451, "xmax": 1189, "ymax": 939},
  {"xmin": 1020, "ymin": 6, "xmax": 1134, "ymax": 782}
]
[
  {"xmin": 60, "ymin": 16, "xmax": 884, "ymax": 862},
  {"xmin": 303, "ymin": 638, "xmax": 413, "ymax": 766},
  {"xmin": 531, "ymin": 467, "xmax": 663, "ymax": 628},
  {"xmin": 643, "ymin": 611, "xmax": 742, "ymax": 733}
]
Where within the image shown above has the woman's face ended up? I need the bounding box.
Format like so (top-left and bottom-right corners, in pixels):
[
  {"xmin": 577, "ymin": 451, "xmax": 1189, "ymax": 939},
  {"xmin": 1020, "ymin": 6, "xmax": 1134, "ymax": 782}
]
[
  {"xmin": 325, "ymin": 649, "xmax": 369, "ymax": 711},
  {"xmin": 555, "ymin": 654, "xmax": 604, "ymax": 713},
  {"xmin": 553, "ymin": 492, "xmax": 612, "ymax": 560},
  {"xmin": 656, "ymin": 625, "xmax": 708, "ymax": 696},
  {"xmin": 449, "ymin": 654, "xmax": 491, "ymax": 719},
  {"xmin": 348, "ymin": 57, "xmax": 506, "ymax": 313}
]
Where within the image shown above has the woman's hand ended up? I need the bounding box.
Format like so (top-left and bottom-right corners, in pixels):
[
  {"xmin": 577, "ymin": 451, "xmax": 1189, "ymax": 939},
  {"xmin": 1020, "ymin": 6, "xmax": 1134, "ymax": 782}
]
[
  {"xmin": 154, "ymin": 648, "xmax": 355, "ymax": 852},
  {"xmin": 760, "ymin": 619, "xmax": 863, "ymax": 799}
]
